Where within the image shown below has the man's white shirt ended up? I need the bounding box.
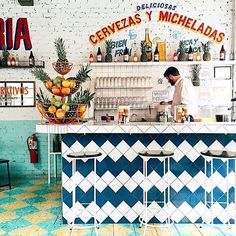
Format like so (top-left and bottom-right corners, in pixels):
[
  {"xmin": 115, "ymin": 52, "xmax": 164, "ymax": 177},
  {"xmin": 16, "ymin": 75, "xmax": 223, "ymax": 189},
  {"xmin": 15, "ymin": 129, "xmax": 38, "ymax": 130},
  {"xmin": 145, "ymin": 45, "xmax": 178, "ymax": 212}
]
[{"xmin": 171, "ymin": 77, "xmax": 198, "ymax": 116}]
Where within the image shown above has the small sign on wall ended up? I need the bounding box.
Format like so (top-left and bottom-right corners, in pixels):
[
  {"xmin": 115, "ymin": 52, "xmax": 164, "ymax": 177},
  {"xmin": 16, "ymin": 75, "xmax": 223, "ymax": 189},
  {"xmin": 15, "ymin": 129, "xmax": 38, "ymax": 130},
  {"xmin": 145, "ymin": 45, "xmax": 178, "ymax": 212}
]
[
  {"xmin": 214, "ymin": 66, "xmax": 231, "ymax": 80},
  {"xmin": 152, "ymin": 90, "xmax": 169, "ymax": 102},
  {"xmin": 0, "ymin": 81, "xmax": 35, "ymax": 107}
]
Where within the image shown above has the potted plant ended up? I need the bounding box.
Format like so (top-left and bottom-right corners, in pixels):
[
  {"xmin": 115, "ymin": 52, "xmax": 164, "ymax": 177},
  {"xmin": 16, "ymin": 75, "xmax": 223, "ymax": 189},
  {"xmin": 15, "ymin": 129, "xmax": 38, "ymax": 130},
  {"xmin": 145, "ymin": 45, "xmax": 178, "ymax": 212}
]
[
  {"xmin": 177, "ymin": 40, "xmax": 187, "ymax": 61},
  {"xmin": 73, "ymin": 88, "xmax": 95, "ymax": 119},
  {"xmin": 105, "ymin": 40, "xmax": 113, "ymax": 62},
  {"xmin": 140, "ymin": 40, "xmax": 147, "ymax": 62},
  {"xmin": 201, "ymin": 41, "xmax": 212, "ymax": 61},
  {"xmin": 2, "ymin": 46, "xmax": 10, "ymax": 66},
  {"xmin": 192, "ymin": 64, "xmax": 201, "ymax": 86}
]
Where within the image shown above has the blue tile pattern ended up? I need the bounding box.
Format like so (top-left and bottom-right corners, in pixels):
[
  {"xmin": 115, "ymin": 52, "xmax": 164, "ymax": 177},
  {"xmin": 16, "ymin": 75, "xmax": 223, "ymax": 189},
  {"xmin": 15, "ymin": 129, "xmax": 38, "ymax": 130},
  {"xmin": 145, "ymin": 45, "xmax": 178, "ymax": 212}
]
[{"xmin": 62, "ymin": 133, "xmax": 236, "ymax": 224}]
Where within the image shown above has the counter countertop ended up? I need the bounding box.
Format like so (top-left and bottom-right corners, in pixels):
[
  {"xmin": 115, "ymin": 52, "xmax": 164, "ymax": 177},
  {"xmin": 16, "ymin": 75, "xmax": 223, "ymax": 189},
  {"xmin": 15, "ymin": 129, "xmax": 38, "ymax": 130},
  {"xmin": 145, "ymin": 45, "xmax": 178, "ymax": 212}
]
[{"xmin": 36, "ymin": 122, "xmax": 236, "ymax": 134}]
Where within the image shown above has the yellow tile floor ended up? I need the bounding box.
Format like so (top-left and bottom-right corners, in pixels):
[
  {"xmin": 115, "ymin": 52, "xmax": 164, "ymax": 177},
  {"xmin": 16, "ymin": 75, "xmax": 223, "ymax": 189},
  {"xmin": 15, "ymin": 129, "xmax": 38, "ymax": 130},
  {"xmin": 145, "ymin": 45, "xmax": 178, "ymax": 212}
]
[{"xmin": 0, "ymin": 177, "xmax": 236, "ymax": 235}]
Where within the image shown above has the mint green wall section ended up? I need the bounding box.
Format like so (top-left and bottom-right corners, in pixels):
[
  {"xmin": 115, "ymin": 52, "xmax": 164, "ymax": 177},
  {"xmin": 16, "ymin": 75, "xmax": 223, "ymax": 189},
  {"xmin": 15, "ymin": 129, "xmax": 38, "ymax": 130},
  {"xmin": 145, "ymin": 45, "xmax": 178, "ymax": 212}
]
[{"xmin": 0, "ymin": 121, "xmax": 61, "ymax": 179}]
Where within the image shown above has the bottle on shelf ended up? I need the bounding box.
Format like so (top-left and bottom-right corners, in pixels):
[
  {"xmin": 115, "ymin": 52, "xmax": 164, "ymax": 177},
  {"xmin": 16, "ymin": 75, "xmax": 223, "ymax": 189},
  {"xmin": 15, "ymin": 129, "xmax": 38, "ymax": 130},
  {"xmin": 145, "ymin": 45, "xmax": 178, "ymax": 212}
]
[
  {"xmin": 96, "ymin": 47, "xmax": 102, "ymax": 62},
  {"xmin": 230, "ymin": 51, "xmax": 234, "ymax": 60},
  {"xmin": 219, "ymin": 45, "xmax": 226, "ymax": 61},
  {"xmin": 188, "ymin": 46, "xmax": 194, "ymax": 61},
  {"xmin": 11, "ymin": 56, "xmax": 16, "ymax": 66},
  {"xmin": 173, "ymin": 50, "xmax": 178, "ymax": 61},
  {"xmin": 7, "ymin": 56, "xmax": 11, "ymax": 66},
  {"xmin": 89, "ymin": 51, "xmax": 94, "ymax": 63},
  {"xmin": 144, "ymin": 28, "xmax": 152, "ymax": 61},
  {"xmin": 132, "ymin": 41, "xmax": 138, "ymax": 62},
  {"xmin": 29, "ymin": 51, "xmax": 35, "ymax": 67},
  {"xmin": 15, "ymin": 54, "xmax": 19, "ymax": 66},
  {"xmin": 154, "ymin": 43, "xmax": 159, "ymax": 62},
  {"xmin": 195, "ymin": 48, "xmax": 202, "ymax": 61},
  {"xmin": 133, "ymin": 51, "xmax": 138, "ymax": 62},
  {"xmin": 124, "ymin": 46, "xmax": 129, "ymax": 62}
]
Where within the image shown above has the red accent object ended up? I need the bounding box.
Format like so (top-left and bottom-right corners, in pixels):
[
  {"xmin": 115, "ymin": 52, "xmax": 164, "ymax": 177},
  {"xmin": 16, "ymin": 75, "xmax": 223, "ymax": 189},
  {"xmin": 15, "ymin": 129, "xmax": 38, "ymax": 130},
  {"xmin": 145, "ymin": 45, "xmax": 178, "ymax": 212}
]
[
  {"xmin": 89, "ymin": 51, "xmax": 94, "ymax": 62},
  {"xmin": 27, "ymin": 134, "xmax": 38, "ymax": 163}
]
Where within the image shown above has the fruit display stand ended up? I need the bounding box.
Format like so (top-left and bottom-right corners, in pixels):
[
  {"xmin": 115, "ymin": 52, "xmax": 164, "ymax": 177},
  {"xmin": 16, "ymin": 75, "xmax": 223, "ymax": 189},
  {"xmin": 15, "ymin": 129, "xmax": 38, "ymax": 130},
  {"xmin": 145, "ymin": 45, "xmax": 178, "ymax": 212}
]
[{"xmin": 35, "ymin": 63, "xmax": 82, "ymax": 124}]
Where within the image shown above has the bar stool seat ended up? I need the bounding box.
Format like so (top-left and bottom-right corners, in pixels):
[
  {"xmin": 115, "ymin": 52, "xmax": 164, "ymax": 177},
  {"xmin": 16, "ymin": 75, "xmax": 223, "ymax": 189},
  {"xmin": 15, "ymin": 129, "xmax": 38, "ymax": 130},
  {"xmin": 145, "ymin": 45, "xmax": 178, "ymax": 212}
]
[
  {"xmin": 139, "ymin": 149, "xmax": 174, "ymax": 235},
  {"xmin": 0, "ymin": 159, "xmax": 11, "ymax": 189},
  {"xmin": 67, "ymin": 151, "xmax": 102, "ymax": 236},
  {"xmin": 201, "ymin": 149, "xmax": 236, "ymax": 225}
]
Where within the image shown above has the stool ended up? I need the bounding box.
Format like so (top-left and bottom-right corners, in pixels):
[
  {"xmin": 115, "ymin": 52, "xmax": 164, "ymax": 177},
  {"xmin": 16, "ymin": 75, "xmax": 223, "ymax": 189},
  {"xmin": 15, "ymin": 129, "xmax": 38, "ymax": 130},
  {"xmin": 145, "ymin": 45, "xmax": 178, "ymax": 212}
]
[
  {"xmin": 139, "ymin": 150, "xmax": 174, "ymax": 235},
  {"xmin": 67, "ymin": 151, "xmax": 102, "ymax": 236},
  {"xmin": 201, "ymin": 150, "xmax": 236, "ymax": 225},
  {"xmin": 0, "ymin": 159, "xmax": 11, "ymax": 189}
]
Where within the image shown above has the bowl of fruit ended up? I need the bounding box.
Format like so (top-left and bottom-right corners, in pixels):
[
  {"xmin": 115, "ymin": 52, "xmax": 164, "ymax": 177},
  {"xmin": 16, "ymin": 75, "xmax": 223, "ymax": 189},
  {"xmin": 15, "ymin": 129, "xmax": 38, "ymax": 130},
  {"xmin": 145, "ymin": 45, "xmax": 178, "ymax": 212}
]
[
  {"xmin": 36, "ymin": 89, "xmax": 79, "ymax": 124},
  {"xmin": 44, "ymin": 75, "xmax": 80, "ymax": 96}
]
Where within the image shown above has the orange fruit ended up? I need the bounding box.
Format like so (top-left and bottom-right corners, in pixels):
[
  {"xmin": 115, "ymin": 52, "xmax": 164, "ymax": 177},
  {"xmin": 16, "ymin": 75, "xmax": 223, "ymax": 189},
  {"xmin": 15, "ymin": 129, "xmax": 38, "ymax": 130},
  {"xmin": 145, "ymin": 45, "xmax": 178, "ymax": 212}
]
[
  {"xmin": 51, "ymin": 85, "xmax": 61, "ymax": 95},
  {"xmin": 61, "ymin": 87, "xmax": 70, "ymax": 95},
  {"xmin": 56, "ymin": 109, "xmax": 65, "ymax": 119},
  {"xmin": 48, "ymin": 105, "xmax": 56, "ymax": 114}
]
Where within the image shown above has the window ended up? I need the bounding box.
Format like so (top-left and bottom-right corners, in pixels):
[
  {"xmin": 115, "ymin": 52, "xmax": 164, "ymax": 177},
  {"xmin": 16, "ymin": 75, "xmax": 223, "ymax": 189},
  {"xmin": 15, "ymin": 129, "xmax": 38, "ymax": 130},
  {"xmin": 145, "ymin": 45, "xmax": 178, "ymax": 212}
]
[{"xmin": 0, "ymin": 81, "xmax": 35, "ymax": 107}]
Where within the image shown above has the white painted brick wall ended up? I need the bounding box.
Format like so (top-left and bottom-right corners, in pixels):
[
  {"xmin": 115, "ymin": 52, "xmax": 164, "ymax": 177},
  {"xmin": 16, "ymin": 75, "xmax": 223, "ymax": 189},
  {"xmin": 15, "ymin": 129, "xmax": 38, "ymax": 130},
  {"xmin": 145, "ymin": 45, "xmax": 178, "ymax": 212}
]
[{"xmin": 0, "ymin": 0, "xmax": 234, "ymax": 120}]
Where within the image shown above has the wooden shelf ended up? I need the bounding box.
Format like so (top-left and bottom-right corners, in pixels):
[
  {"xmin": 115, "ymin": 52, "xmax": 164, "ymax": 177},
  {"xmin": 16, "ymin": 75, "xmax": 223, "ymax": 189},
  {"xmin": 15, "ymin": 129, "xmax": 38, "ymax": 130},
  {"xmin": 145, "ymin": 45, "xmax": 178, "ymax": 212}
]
[
  {"xmin": 89, "ymin": 61, "xmax": 236, "ymax": 67},
  {"xmin": 0, "ymin": 61, "xmax": 45, "ymax": 69}
]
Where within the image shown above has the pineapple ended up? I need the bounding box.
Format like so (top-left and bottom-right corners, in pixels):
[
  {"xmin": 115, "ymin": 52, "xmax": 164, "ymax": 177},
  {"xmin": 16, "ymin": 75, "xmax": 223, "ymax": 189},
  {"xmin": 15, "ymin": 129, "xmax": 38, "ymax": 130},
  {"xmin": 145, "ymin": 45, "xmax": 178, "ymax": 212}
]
[
  {"xmin": 54, "ymin": 38, "xmax": 69, "ymax": 68},
  {"xmin": 192, "ymin": 64, "xmax": 201, "ymax": 86},
  {"xmin": 75, "ymin": 64, "xmax": 92, "ymax": 83},
  {"xmin": 36, "ymin": 88, "xmax": 50, "ymax": 103},
  {"xmin": 201, "ymin": 41, "xmax": 212, "ymax": 61},
  {"xmin": 73, "ymin": 88, "xmax": 95, "ymax": 107},
  {"xmin": 36, "ymin": 88, "xmax": 51, "ymax": 116},
  {"xmin": 177, "ymin": 40, "xmax": 187, "ymax": 61},
  {"xmin": 105, "ymin": 40, "xmax": 113, "ymax": 62},
  {"xmin": 31, "ymin": 68, "xmax": 50, "ymax": 82},
  {"xmin": 140, "ymin": 40, "xmax": 147, "ymax": 62}
]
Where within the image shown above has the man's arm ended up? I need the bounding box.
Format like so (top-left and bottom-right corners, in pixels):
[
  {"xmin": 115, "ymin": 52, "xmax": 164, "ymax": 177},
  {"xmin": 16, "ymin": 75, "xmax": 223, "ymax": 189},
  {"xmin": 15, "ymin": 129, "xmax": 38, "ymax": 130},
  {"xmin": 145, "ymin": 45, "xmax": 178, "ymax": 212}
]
[{"xmin": 160, "ymin": 100, "xmax": 172, "ymax": 105}]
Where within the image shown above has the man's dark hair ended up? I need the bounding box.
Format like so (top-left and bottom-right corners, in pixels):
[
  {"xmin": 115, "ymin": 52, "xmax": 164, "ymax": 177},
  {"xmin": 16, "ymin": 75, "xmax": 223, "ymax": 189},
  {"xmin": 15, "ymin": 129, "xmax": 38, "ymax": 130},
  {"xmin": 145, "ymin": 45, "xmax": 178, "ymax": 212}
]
[{"xmin": 164, "ymin": 67, "xmax": 180, "ymax": 77}]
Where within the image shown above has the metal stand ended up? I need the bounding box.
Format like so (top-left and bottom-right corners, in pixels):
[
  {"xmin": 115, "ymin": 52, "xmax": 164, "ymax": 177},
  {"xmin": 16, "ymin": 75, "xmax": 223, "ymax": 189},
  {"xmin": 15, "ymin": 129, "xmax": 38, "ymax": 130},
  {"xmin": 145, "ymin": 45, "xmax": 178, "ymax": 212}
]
[
  {"xmin": 47, "ymin": 133, "xmax": 61, "ymax": 184},
  {"xmin": 67, "ymin": 152, "xmax": 102, "ymax": 236},
  {"xmin": 138, "ymin": 150, "xmax": 174, "ymax": 236},
  {"xmin": 201, "ymin": 150, "xmax": 236, "ymax": 225}
]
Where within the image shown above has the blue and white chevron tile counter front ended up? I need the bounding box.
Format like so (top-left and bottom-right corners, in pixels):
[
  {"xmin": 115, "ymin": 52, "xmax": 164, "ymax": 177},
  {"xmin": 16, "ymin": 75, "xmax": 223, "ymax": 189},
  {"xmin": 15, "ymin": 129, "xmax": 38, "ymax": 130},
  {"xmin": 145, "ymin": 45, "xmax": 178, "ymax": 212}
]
[{"xmin": 36, "ymin": 122, "xmax": 236, "ymax": 224}]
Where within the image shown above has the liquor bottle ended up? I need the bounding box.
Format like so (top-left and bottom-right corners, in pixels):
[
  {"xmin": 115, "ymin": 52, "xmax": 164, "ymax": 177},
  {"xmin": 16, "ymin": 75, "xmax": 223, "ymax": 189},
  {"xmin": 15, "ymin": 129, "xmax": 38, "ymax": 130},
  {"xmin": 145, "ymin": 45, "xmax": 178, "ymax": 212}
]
[
  {"xmin": 154, "ymin": 43, "xmax": 159, "ymax": 62},
  {"xmin": 195, "ymin": 48, "xmax": 201, "ymax": 61},
  {"xmin": 89, "ymin": 51, "xmax": 94, "ymax": 63},
  {"xmin": 173, "ymin": 50, "xmax": 178, "ymax": 61},
  {"xmin": 188, "ymin": 46, "xmax": 193, "ymax": 61},
  {"xmin": 124, "ymin": 46, "xmax": 129, "ymax": 62},
  {"xmin": 132, "ymin": 41, "xmax": 138, "ymax": 62},
  {"xmin": 15, "ymin": 54, "xmax": 19, "ymax": 66},
  {"xmin": 96, "ymin": 47, "xmax": 102, "ymax": 62},
  {"xmin": 219, "ymin": 45, "xmax": 226, "ymax": 61},
  {"xmin": 133, "ymin": 51, "xmax": 138, "ymax": 62},
  {"xmin": 29, "ymin": 51, "xmax": 35, "ymax": 67},
  {"xmin": 144, "ymin": 28, "xmax": 152, "ymax": 61}
]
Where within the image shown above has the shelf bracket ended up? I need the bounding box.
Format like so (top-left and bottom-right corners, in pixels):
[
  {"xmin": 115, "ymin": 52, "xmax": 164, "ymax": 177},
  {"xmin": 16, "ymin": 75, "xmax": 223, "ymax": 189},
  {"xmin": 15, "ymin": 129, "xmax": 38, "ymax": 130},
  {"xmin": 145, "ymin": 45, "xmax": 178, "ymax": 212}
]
[{"xmin": 18, "ymin": 0, "xmax": 34, "ymax": 6}]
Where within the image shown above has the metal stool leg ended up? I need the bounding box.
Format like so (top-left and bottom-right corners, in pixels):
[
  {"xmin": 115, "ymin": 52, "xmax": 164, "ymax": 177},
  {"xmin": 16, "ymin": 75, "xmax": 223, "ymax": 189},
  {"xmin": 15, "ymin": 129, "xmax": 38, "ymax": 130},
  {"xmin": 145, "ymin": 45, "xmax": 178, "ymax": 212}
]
[{"xmin": 166, "ymin": 157, "xmax": 171, "ymax": 224}]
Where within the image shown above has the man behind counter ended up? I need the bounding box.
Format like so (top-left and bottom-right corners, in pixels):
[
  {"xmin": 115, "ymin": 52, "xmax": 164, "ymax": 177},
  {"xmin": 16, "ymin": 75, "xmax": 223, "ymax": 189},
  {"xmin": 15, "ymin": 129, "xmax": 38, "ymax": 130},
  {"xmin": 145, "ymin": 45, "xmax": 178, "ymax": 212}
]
[{"xmin": 160, "ymin": 66, "xmax": 198, "ymax": 119}]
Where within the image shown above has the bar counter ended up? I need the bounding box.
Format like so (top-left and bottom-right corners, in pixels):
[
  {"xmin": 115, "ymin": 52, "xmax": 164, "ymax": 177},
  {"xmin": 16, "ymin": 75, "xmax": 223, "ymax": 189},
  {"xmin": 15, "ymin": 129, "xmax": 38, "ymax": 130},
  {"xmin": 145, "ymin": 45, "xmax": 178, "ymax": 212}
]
[{"xmin": 36, "ymin": 122, "xmax": 236, "ymax": 224}]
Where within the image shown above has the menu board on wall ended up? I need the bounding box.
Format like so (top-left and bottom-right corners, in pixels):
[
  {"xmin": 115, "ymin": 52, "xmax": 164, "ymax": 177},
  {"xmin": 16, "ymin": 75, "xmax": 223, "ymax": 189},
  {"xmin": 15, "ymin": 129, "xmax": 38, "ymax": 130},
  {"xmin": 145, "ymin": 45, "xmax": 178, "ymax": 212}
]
[{"xmin": 0, "ymin": 81, "xmax": 35, "ymax": 107}]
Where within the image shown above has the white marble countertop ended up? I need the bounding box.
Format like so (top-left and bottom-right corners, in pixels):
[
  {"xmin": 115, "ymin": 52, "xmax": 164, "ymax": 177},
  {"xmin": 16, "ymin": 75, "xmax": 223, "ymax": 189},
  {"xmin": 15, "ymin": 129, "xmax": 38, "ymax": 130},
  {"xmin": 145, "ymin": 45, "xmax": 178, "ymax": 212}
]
[{"xmin": 36, "ymin": 122, "xmax": 236, "ymax": 134}]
